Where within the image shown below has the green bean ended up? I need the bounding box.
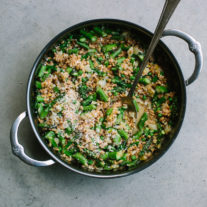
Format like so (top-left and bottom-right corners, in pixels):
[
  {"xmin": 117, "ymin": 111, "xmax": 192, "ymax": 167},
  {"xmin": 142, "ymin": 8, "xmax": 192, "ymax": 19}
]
[
  {"xmin": 78, "ymin": 84, "xmax": 89, "ymax": 100},
  {"xmin": 35, "ymin": 81, "xmax": 42, "ymax": 89},
  {"xmin": 155, "ymin": 85, "xmax": 168, "ymax": 93},
  {"xmin": 108, "ymin": 151, "xmax": 123, "ymax": 160},
  {"xmin": 88, "ymin": 48, "xmax": 97, "ymax": 53},
  {"xmin": 96, "ymin": 160, "xmax": 105, "ymax": 167},
  {"xmin": 71, "ymin": 71, "xmax": 78, "ymax": 77},
  {"xmin": 102, "ymin": 44, "xmax": 117, "ymax": 53},
  {"xmin": 89, "ymin": 59, "xmax": 94, "ymax": 70},
  {"xmin": 93, "ymin": 26, "xmax": 107, "ymax": 37},
  {"xmin": 83, "ymin": 104, "xmax": 96, "ymax": 111},
  {"xmin": 139, "ymin": 77, "xmax": 151, "ymax": 85},
  {"xmin": 45, "ymin": 131, "xmax": 58, "ymax": 147},
  {"xmin": 138, "ymin": 112, "xmax": 148, "ymax": 130},
  {"xmin": 88, "ymin": 160, "xmax": 93, "ymax": 165},
  {"xmin": 106, "ymin": 108, "xmax": 113, "ymax": 116},
  {"xmin": 45, "ymin": 131, "xmax": 55, "ymax": 139},
  {"xmin": 120, "ymin": 43, "xmax": 130, "ymax": 51},
  {"xmin": 36, "ymin": 95, "xmax": 44, "ymax": 102},
  {"xmin": 104, "ymin": 60, "xmax": 109, "ymax": 66},
  {"xmin": 77, "ymin": 41, "xmax": 89, "ymax": 49},
  {"xmin": 117, "ymin": 57, "xmax": 125, "ymax": 64},
  {"xmin": 38, "ymin": 65, "xmax": 46, "ymax": 78},
  {"xmin": 80, "ymin": 30, "xmax": 97, "ymax": 42},
  {"xmin": 96, "ymin": 86, "xmax": 108, "ymax": 102},
  {"xmin": 38, "ymin": 123, "xmax": 50, "ymax": 128},
  {"xmin": 73, "ymin": 152, "xmax": 88, "ymax": 165},
  {"xmin": 79, "ymin": 36, "xmax": 86, "ymax": 42},
  {"xmin": 40, "ymin": 107, "xmax": 49, "ymax": 119},
  {"xmin": 132, "ymin": 130, "xmax": 143, "ymax": 140},
  {"xmin": 65, "ymin": 127, "xmax": 72, "ymax": 135},
  {"xmin": 110, "ymin": 48, "xmax": 122, "ymax": 59},
  {"xmin": 81, "ymin": 95, "xmax": 93, "ymax": 106},
  {"xmin": 152, "ymin": 75, "xmax": 158, "ymax": 82},
  {"xmin": 116, "ymin": 108, "xmax": 124, "ymax": 124},
  {"xmin": 68, "ymin": 48, "xmax": 79, "ymax": 54},
  {"xmin": 53, "ymin": 86, "xmax": 60, "ymax": 93},
  {"xmin": 131, "ymin": 155, "xmax": 137, "ymax": 161},
  {"xmin": 78, "ymin": 70, "xmax": 83, "ymax": 76},
  {"xmin": 130, "ymin": 76, "xmax": 135, "ymax": 80},
  {"xmin": 113, "ymin": 134, "xmax": 121, "ymax": 145},
  {"xmin": 133, "ymin": 99, "xmax": 139, "ymax": 112},
  {"xmin": 118, "ymin": 129, "xmax": 128, "ymax": 140},
  {"xmin": 100, "ymin": 152, "xmax": 109, "ymax": 160},
  {"xmin": 66, "ymin": 67, "xmax": 73, "ymax": 74}
]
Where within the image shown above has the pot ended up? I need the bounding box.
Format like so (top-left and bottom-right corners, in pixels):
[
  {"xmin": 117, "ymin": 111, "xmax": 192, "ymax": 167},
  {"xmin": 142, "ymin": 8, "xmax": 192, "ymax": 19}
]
[{"xmin": 10, "ymin": 19, "xmax": 203, "ymax": 178}]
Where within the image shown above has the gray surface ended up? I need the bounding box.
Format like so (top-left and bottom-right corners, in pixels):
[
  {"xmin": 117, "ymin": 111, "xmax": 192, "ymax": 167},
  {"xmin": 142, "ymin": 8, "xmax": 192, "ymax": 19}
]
[{"xmin": 1, "ymin": 0, "xmax": 207, "ymax": 206}]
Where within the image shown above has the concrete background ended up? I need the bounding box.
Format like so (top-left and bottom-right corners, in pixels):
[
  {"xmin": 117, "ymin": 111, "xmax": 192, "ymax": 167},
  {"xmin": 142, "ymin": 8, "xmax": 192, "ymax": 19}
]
[{"xmin": 1, "ymin": 0, "xmax": 207, "ymax": 206}]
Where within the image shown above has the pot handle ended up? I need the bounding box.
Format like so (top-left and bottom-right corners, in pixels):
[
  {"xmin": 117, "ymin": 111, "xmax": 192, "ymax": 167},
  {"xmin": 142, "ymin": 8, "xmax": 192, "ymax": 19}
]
[
  {"xmin": 162, "ymin": 29, "xmax": 203, "ymax": 86},
  {"xmin": 10, "ymin": 111, "xmax": 55, "ymax": 167}
]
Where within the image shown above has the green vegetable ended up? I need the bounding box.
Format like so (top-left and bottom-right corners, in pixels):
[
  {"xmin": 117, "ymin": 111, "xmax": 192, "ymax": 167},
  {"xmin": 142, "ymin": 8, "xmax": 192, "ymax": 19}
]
[
  {"xmin": 40, "ymin": 108, "xmax": 49, "ymax": 119},
  {"xmin": 68, "ymin": 48, "xmax": 79, "ymax": 54},
  {"xmin": 100, "ymin": 152, "xmax": 109, "ymax": 160},
  {"xmin": 96, "ymin": 87, "xmax": 108, "ymax": 102},
  {"xmin": 113, "ymin": 135, "xmax": 121, "ymax": 145},
  {"xmin": 152, "ymin": 75, "xmax": 158, "ymax": 82},
  {"xmin": 73, "ymin": 153, "xmax": 88, "ymax": 165},
  {"xmin": 138, "ymin": 112, "xmax": 148, "ymax": 130},
  {"xmin": 36, "ymin": 95, "xmax": 44, "ymax": 102},
  {"xmin": 116, "ymin": 108, "xmax": 124, "ymax": 124},
  {"xmin": 83, "ymin": 104, "xmax": 96, "ymax": 111},
  {"xmin": 35, "ymin": 81, "xmax": 42, "ymax": 89},
  {"xmin": 79, "ymin": 37, "xmax": 86, "ymax": 42},
  {"xmin": 45, "ymin": 131, "xmax": 58, "ymax": 147},
  {"xmin": 117, "ymin": 57, "xmax": 125, "ymax": 64},
  {"xmin": 133, "ymin": 99, "xmax": 139, "ymax": 112},
  {"xmin": 66, "ymin": 67, "xmax": 73, "ymax": 74},
  {"xmin": 78, "ymin": 70, "xmax": 83, "ymax": 76},
  {"xmin": 38, "ymin": 65, "xmax": 46, "ymax": 78},
  {"xmin": 80, "ymin": 30, "xmax": 97, "ymax": 42},
  {"xmin": 104, "ymin": 60, "xmax": 109, "ymax": 67},
  {"xmin": 132, "ymin": 130, "xmax": 143, "ymax": 140},
  {"xmin": 131, "ymin": 155, "xmax": 137, "ymax": 161},
  {"xmin": 45, "ymin": 131, "xmax": 55, "ymax": 139},
  {"xmin": 78, "ymin": 85, "xmax": 89, "ymax": 100},
  {"xmin": 89, "ymin": 59, "xmax": 95, "ymax": 70},
  {"xmin": 108, "ymin": 151, "xmax": 123, "ymax": 160},
  {"xmin": 81, "ymin": 95, "xmax": 94, "ymax": 106},
  {"xmin": 110, "ymin": 48, "xmax": 122, "ymax": 59},
  {"xmin": 38, "ymin": 123, "xmax": 49, "ymax": 128},
  {"xmin": 88, "ymin": 48, "xmax": 97, "ymax": 53},
  {"xmin": 65, "ymin": 127, "xmax": 72, "ymax": 135},
  {"xmin": 93, "ymin": 26, "xmax": 107, "ymax": 37},
  {"xmin": 118, "ymin": 129, "xmax": 128, "ymax": 140},
  {"xmin": 106, "ymin": 108, "xmax": 113, "ymax": 116},
  {"xmin": 139, "ymin": 77, "xmax": 151, "ymax": 85},
  {"xmin": 77, "ymin": 41, "xmax": 89, "ymax": 49},
  {"xmin": 102, "ymin": 44, "xmax": 117, "ymax": 53},
  {"xmin": 155, "ymin": 85, "xmax": 168, "ymax": 93},
  {"xmin": 53, "ymin": 86, "xmax": 60, "ymax": 93}
]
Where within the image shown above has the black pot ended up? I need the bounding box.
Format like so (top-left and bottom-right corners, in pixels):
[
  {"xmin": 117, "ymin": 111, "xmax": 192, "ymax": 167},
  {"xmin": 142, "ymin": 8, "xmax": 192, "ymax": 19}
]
[{"xmin": 10, "ymin": 19, "xmax": 203, "ymax": 178}]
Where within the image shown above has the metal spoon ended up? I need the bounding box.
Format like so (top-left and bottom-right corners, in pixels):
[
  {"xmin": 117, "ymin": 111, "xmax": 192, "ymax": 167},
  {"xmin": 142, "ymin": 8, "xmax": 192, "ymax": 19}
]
[{"xmin": 121, "ymin": 0, "xmax": 180, "ymax": 113}]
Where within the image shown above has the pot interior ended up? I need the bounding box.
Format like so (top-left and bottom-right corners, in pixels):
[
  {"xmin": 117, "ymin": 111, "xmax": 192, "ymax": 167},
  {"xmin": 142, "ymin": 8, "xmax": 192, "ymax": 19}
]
[{"xmin": 27, "ymin": 19, "xmax": 186, "ymax": 178}]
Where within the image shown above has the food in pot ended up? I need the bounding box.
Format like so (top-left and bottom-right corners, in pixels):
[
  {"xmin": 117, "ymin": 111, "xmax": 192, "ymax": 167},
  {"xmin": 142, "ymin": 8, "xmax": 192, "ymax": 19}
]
[{"xmin": 33, "ymin": 26, "xmax": 178, "ymax": 172}]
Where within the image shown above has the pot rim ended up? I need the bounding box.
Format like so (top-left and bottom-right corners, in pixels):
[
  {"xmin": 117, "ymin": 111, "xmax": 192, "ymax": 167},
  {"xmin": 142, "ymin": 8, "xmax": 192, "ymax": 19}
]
[{"xmin": 26, "ymin": 18, "xmax": 186, "ymax": 178}]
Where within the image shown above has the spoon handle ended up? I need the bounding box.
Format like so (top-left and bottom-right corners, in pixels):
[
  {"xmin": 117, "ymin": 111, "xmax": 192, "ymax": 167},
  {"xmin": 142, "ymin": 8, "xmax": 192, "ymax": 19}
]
[{"xmin": 128, "ymin": 0, "xmax": 180, "ymax": 97}]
